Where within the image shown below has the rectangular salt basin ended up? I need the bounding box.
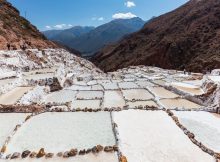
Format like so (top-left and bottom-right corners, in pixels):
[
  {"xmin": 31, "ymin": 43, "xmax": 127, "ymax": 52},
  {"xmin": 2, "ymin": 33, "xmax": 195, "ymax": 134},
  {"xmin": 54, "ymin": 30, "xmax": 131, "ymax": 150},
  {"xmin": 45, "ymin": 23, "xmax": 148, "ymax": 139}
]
[
  {"xmin": 43, "ymin": 90, "xmax": 77, "ymax": 104},
  {"xmin": 0, "ymin": 113, "xmax": 30, "ymax": 147},
  {"xmin": 0, "ymin": 152, "xmax": 118, "ymax": 162},
  {"xmin": 103, "ymin": 91, "xmax": 125, "ymax": 108},
  {"xmin": 153, "ymin": 80, "xmax": 166, "ymax": 86},
  {"xmin": 76, "ymin": 91, "xmax": 103, "ymax": 99},
  {"xmin": 23, "ymin": 73, "xmax": 54, "ymax": 80},
  {"xmin": 135, "ymin": 80, "xmax": 155, "ymax": 88},
  {"xmin": 0, "ymin": 87, "xmax": 33, "ymax": 105},
  {"xmin": 118, "ymin": 82, "xmax": 139, "ymax": 89},
  {"xmin": 5, "ymin": 112, "xmax": 116, "ymax": 153},
  {"xmin": 66, "ymin": 85, "xmax": 92, "ymax": 91},
  {"xmin": 126, "ymin": 100, "xmax": 158, "ymax": 108},
  {"xmin": 113, "ymin": 110, "xmax": 214, "ymax": 162},
  {"xmin": 171, "ymin": 82, "xmax": 204, "ymax": 95},
  {"xmin": 71, "ymin": 100, "xmax": 101, "ymax": 109},
  {"xmin": 147, "ymin": 87, "xmax": 179, "ymax": 98},
  {"xmin": 159, "ymin": 98, "xmax": 202, "ymax": 109},
  {"xmin": 174, "ymin": 111, "xmax": 220, "ymax": 152},
  {"xmin": 101, "ymin": 82, "xmax": 119, "ymax": 90},
  {"xmin": 122, "ymin": 89, "xmax": 154, "ymax": 101}
]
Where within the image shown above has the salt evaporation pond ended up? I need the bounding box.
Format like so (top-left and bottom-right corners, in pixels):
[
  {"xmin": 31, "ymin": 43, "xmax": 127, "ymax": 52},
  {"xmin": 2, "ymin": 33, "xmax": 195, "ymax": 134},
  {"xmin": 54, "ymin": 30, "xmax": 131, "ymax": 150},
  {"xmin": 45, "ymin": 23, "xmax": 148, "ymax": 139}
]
[
  {"xmin": 5, "ymin": 112, "xmax": 116, "ymax": 154},
  {"xmin": 113, "ymin": 110, "xmax": 214, "ymax": 162},
  {"xmin": 71, "ymin": 99, "xmax": 101, "ymax": 109},
  {"xmin": 135, "ymin": 80, "xmax": 155, "ymax": 88},
  {"xmin": 43, "ymin": 90, "xmax": 77, "ymax": 104},
  {"xmin": 23, "ymin": 73, "xmax": 54, "ymax": 81},
  {"xmin": 159, "ymin": 98, "xmax": 202, "ymax": 109},
  {"xmin": 122, "ymin": 89, "xmax": 154, "ymax": 101},
  {"xmin": 147, "ymin": 87, "xmax": 179, "ymax": 99},
  {"xmin": 76, "ymin": 91, "xmax": 103, "ymax": 99},
  {"xmin": 118, "ymin": 82, "xmax": 139, "ymax": 89},
  {"xmin": 103, "ymin": 91, "xmax": 125, "ymax": 108},
  {"xmin": 0, "ymin": 113, "xmax": 30, "ymax": 146},
  {"xmin": 101, "ymin": 82, "xmax": 119, "ymax": 90},
  {"xmin": 0, "ymin": 87, "xmax": 33, "ymax": 105},
  {"xmin": 126, "ymin": 100, "xmax": 158, "ymax": 108},
  {"xmin": 171, "ymin": 82, "xmax": 204, "ymax": 95},
  {"xmin": 174, "ymin": 111, "xmax": 220, "ymax": 152}
]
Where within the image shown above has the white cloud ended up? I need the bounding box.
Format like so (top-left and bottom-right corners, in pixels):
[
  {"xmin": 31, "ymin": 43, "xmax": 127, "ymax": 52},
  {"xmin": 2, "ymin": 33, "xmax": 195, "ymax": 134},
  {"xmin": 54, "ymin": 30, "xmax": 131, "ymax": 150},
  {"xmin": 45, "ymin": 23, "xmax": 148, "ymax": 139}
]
[
  {"xmin": 54, "ymin": 24, "xmax": 67, "ymax": 29},
  {"xmin": 45, "ymin": 25, "xmax": 51, "ymax": 29},
  {"xmin": 125, "ymin": 1, "xmax": 136, "ymax": 8},
  {"xmin": 112, "ymin": 12, "xmax": 137, "ymax": 19},
  {"xmin": 68, "ymin": 24, "xmax": 73, "ymax": 27},
  {"xmin": 98, "ymin": 17, "xmax": 104, "ymax": 21}
]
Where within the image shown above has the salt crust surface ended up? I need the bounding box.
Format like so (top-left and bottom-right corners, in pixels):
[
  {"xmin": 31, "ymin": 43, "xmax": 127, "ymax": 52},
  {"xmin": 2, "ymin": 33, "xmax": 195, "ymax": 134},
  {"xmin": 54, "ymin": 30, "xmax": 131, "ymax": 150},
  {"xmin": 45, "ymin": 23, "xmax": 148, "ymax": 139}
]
[
  {"xmin": 174, "ymin": 111, "xmax": 220, "ymax": 152},
  {"xmin": 5, "ymin": 112, "xmax": 116, "ymax": 153},
  {"xmin": 113, "ymin": 110, "xmax": 215, "ymax": 162}
]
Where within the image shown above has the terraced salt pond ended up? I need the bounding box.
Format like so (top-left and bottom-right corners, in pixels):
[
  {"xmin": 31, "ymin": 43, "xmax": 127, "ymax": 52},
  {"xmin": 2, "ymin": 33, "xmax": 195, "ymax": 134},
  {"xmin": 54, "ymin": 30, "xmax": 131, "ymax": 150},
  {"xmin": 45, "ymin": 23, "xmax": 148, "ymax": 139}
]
[
  {"xmin": 0, "ymin": 113, "xmax": 30, "ymax": 146},
  {"xmin": 0, "ymin": 87, "xmax": 33, "ymax": 105},
  {"xmin": 171, "ymin": 82, "xmax": 204, "ymax": 95},
  {"xmin": 174, "ymin": 111, "xmax": 220, "ymax": 152},
  {"xmin": 71, "ymin": 99, "xmax": 101, "ymax": 109},
  {"xmin": 122, "ymin": 89, "xmax": 154, "ymax": 101},
  {"xmin": 76, "ymin": 91, "xmax": 103, "ymax": 99},
  {"xmin": 23, "ymin": 73, "xmax": 54, "ymax": 81},
  {"xmin": 103, "ymin": 91, "xmax": 125, "ymax": 108},
  {"xmin": 113, "ymin": 110, "xmax": 215, "ymax": 162},
  {"xmin": 118, "ymin": 82, "xmax": 139, "ymax": 89},
  {"xmin": 159, "ymin": 98, "xmax": 202, "ymax": 109},
  {"xmin": 126, "ymin": 100, "xmax": 158, "ymax": 108},
  {"xmin": 43, "ymin": 90, "xmax": 77, "ymax": 104},
  {"xmin": 5, "ymin": 112, "xmax": 116, "ymax": 154},
  {"xmin": 147, "ymin": 86, "xmax": 179, "ymax": 99}
]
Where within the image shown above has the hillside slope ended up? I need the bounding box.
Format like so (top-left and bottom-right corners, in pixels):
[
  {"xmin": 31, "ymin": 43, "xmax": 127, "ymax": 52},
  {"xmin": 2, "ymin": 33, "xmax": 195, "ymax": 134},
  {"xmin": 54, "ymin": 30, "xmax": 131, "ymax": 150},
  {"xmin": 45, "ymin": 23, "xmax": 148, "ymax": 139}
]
[
  {"xmin": 0, "ymin": 0, "xmax": 57, "ymax": 49},
  {"xmin": 93, "ymin": 0, "xmax": 220, "ymax": 72}
]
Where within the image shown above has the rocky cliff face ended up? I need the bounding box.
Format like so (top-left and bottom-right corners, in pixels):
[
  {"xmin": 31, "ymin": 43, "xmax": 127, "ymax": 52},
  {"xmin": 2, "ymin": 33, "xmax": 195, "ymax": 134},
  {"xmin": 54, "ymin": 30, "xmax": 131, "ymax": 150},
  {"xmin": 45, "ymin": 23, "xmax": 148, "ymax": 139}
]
[
  {"xmin": 0, "ymin": 0, "xmax": 57, "ymax": 49},
  {"xmin": 93, "ymin": 0, "xmax": 220, "ymax": 72}
]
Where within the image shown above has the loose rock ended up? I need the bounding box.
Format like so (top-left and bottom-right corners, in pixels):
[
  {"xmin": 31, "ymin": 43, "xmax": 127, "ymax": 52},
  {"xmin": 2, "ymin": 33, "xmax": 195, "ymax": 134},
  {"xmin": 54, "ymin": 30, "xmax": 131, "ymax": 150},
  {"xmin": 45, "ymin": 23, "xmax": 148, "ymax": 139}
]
[
  {"xmin": 11, "ymin": 152, "xmax": 20, "ymax": 159},
  {"xmin": 37, "ymin": 148, "xmax": 46, "ymax": 158},
  {"xmin": 22, "ymin": 150, "xmax": 31, "ymax": 158}
]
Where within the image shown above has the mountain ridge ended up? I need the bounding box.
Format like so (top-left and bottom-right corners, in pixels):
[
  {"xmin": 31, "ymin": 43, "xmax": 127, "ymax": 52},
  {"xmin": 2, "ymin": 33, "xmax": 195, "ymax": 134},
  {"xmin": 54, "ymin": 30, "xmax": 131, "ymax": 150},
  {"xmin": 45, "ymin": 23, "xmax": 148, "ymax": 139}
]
[{"xmin": 92, "ymin": 0, "xmax": 220, "ymax": 72}]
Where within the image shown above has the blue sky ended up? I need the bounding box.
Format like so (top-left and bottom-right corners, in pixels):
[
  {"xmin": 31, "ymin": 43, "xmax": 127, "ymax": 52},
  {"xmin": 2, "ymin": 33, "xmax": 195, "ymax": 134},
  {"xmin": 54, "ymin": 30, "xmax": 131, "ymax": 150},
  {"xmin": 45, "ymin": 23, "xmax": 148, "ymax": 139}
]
[{"xmin": 8, "ymin": 0, "xmax": 188, "ymax": 31}]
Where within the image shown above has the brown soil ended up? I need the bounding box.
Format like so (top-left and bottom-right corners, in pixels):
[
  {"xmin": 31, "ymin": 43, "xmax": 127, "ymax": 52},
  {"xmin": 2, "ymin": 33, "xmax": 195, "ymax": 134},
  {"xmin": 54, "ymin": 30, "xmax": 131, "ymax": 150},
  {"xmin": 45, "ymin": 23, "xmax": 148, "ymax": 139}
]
[{"xmin": 0, "ymin": 0, "xmax": 58, "ymax": 50}]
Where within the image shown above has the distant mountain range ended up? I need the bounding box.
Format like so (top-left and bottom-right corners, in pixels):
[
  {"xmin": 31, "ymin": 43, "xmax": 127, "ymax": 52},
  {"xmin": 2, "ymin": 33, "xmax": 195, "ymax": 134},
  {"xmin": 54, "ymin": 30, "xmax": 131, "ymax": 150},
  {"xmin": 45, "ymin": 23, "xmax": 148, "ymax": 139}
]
[
  {"xmin": 93, "ymin": 0, "xmax": 220, "ymax": 72},
  {"xmin": 43, "ymin": 17, "xmax": 145, "ymax": 57},
  {"xmin": 43, "ymin": 26, "xmax": 95, "ymax": 46}
]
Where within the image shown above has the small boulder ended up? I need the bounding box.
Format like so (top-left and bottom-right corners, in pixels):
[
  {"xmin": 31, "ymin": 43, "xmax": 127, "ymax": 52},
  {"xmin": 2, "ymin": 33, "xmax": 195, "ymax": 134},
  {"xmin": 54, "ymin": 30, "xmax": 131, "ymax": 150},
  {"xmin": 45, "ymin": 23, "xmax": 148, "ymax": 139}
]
[
  {"xmin": 79, "ymin": 149, "xmax": 86, "ymax": 155},
  {"xmin": 45, "ymin": 153, "xmax": 54, "ymax": 158},
  {"xmin": 96, "ymin": 145, "xmax": 103, "ymax": 152},
  {"xmin": 22, "ymin": 150, "xmax": 31, "ymax": 158},
  {"xmin": 113, "ymin": 145, "xmax": 119, "ymax": 151},
  {"xmin": 63, "ymin": 151, "xmax": 69, "ymax": 158},
  {"xmin": 11, "ymin": 152, "xmax": 20, "ymax": 159},
  {"xmin": 57, "ymin": 152, "xmax": 63, "ymax": 157},
  {"xmin": 1, "ymin": 145, "xmax": 6, "ymax": 153},
  {"xmin": 37, "ymin": 148, "xmax": 46, "ymax": 158},
  {"xmin": 6, "ymin": 154, "xmax": 11, "ymax": 159},
  {"xmin": 120, "ymin": 155, "xmax": 128, "ymax": 162},
  {"xmin": 86, "ymin": 148, "xmax": 92, "ymax": 154},
  {"xmin": 68, "ymin": 149, "xmax": 78, "ymax": 157},
  {"xmin": 29, "ymin": 152, "xmax": 37, "ymax": 158},
  {"xmin": 104, "ymin": 146, "xmax": 114, "ymax": 152}
]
